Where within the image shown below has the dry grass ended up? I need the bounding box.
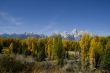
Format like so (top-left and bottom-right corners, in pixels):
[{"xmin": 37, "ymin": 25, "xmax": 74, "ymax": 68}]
[{"xmin": 0, "ymin": 54, "xmax": 108, "ymax": 73}]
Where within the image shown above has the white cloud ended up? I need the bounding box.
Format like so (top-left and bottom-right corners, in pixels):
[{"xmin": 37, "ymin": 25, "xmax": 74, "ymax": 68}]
[
  {"xmin": 0, "ymin": 11, "xmax": 23, "ymax": 26},
  {"xmin": 38, "ymin": 21, "xmax": 58, "ymax": 34}
]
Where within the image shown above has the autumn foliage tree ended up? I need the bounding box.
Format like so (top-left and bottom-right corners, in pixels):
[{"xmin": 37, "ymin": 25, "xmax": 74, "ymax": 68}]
[
  {"xmin": 0, "ymin": 34, "xmax": 110, "ymax": 71},
  {"xmin": 89, "ymin": 36, "xmax": 100, "ymax": 69},
  {"xmin": 79, "ymin": 33, "xmax": 91, "ymax": 70},
  {"xmin": 47, "ymin": 37, "xmax": 53, "ymax": 60}
]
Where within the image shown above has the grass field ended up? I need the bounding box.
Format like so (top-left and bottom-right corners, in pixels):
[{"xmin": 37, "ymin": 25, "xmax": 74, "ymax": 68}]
[{"xmin": 0, "ymin": 54, "xmax": 108, "ymax": 73}]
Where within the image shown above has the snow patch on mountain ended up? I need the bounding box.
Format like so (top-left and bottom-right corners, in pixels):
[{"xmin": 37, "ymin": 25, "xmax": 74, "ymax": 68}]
[
  {"xmin": 61, "ymin": 28, "xmax": 90, "ymax": 40},
  {"xmin": 0, "ymin": 28, "xmax": 94, "ymax": 40}
]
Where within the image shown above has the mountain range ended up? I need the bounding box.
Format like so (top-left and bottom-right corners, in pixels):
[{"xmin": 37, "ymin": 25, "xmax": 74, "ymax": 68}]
[{"xmin": 0, "ymin": 29, "xmax": 94, "ymax": 40}]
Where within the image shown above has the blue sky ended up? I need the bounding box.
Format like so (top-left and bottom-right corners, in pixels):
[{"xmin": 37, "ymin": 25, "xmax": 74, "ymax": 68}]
[{"xmin": 0, "ymin": 0, "xmax": 110, "ymax": 36}]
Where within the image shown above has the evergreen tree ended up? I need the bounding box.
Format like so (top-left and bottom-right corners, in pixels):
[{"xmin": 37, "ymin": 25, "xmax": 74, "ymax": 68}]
[
  {"xmin": 37, "ymin": 39, "xmax": 46, "ymax": 61},
  {"xmin": 53, "ymin": 34, "xmax": 64, "ymax": 66},
  {"xmin": 101, "ymin": 41, "xmax": 110, "ymax": 69}
]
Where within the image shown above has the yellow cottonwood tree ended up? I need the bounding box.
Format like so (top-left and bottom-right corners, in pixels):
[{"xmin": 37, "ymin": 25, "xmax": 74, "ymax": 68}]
[
  {"xmin": 89, "ymin": 36, "xmax": 104, "ymax": 68},
  {"xmin": 79, "ymin": 33, "xmax": 91, "ymax": 70},
  {"xmin": 9, "ymin": 43, "xmax": 14, "ymax": 54},
  {"xmin": 47, "ymin": 38, "xmax": 53, "ymax": 60},
  {"xmin": 89, "ymin": 36, "xmax": 99, "ymax": 69}
]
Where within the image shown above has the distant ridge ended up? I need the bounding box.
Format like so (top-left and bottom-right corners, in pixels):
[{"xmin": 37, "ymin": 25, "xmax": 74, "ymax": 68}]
[
  {"xmin": 0, "ymin": 32, "xmax": 45, "ymax": 39},
  {"xmin": 0, "ymin": 28, "xmax": 94, "ymax": 40}
]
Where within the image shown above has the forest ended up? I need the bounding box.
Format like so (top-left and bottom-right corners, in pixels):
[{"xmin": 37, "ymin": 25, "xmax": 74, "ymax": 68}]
[{"xmin": 0, "ymin": 33, "xmax": 110, "ymax": 73}]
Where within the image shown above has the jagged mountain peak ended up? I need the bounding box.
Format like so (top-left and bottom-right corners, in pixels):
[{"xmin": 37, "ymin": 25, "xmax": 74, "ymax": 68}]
[{"xmin": 0, "ymin": 28, "xmax": 94, "ymax": 40}]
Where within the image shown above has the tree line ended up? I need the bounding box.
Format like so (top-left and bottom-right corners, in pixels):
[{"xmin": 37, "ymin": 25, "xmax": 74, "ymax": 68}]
[{"xmin": 0, "ymin": 33, "xmax": 110, "ymax": 70}]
